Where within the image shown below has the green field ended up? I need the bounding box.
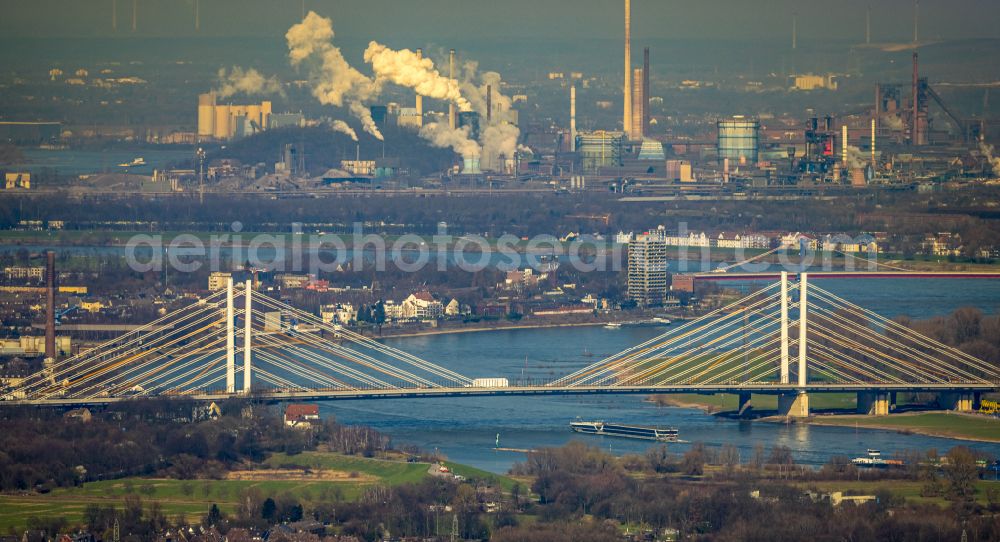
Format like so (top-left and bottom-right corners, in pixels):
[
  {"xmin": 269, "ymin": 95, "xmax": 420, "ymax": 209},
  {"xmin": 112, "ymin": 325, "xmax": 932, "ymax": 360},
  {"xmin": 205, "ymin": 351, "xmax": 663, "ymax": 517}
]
[
  {"xmin": 0, "ymin": 452, "xmax": 514, "ymax": 533},
  {"xmin": 809, "ymin": 412, "xmax": 1000, "ymax": 443}
]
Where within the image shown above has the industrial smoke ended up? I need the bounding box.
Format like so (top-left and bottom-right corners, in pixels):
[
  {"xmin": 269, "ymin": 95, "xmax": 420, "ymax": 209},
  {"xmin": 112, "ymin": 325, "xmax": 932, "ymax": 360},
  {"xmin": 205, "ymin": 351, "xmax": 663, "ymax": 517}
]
[
  {"xmin": 363, "ymin": 42, "xmax": 471, "ymax": 112},
  {"xmin": 980, "ymin": 142, "xmax": 1000, "ymax": 177},
  {"xmin": 283, "ymin": 12, "xmax": 526, "ymax": 170},
  {"xmin": 285, "ymin": 12, "xmax": 383, "ymax": 140},
  {"xmin": 419, "ymin": 122, "xmax": 481, "ymax": 161},
  {"xmin": 330, "ymin": 119, "xmax": 358, "ymax": 142},
  {"xmin": 458, "ymin": 65, "xmax": 522, "ymax": 171},
  {"xmin": 215, "ymin": 66, "xmax": 284, "ymax": 98}
]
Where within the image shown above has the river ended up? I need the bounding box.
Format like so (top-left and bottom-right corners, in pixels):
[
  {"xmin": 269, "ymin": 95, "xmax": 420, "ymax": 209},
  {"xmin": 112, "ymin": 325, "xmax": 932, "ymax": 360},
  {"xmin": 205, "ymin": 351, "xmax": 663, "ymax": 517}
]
[{"xmin": 316, "ymin": 279, "xmax": 1000, "ymax": 473}]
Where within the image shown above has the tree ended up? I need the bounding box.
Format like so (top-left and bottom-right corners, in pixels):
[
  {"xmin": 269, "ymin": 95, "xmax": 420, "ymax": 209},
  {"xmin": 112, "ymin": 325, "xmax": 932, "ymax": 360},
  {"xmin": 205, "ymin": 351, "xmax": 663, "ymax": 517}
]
[
  {"xmin": 945, "ymin": 446, "xmax": 979, "ymax": 514},
  {"xmin": 261, "ymin": 497, "xmax": 277, "ymax": 522},
  {"xmin": 205, "ymin": 503, "xmax": 223, "ymax": 527},
  {"xmin": 719, "ymin": 444, "xmax": 741, "ymax": 475},
  {"xmin": 681, "ymin": 443, "xmax": 706, "ymax": 476}
]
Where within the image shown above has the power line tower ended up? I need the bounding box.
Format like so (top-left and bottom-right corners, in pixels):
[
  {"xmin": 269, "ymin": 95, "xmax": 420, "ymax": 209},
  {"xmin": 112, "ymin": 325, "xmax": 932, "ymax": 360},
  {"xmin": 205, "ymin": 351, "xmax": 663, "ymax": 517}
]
[{"xmin": 450, "ymin": 514, "xmax": 459, "ymax": 542}]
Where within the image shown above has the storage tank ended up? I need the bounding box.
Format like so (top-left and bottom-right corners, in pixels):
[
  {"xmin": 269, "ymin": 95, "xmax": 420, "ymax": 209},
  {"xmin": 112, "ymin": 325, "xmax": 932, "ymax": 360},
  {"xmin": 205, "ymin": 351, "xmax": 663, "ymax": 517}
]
[
  {"xmin": 717, "ymin": 116, "xmax": 759, "ymax": 164},
  {"xmin": 197, "ymin": 93, "xmax": 216, "ymax": 138}
]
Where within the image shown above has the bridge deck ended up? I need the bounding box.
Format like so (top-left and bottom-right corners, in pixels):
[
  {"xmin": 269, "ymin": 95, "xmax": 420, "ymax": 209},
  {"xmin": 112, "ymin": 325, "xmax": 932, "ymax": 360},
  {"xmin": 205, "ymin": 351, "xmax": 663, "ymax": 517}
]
[{"xmin": 8, "ymin": 383, "xmax": 997, "ymax": 408}]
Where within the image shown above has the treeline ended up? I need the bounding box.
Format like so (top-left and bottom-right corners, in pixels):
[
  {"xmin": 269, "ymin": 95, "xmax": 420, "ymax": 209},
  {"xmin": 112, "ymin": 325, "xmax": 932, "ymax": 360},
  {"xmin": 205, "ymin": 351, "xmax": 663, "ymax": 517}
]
[
  {"xmin": 897, "ymin": 307, "xmax": 1000, "ymax": 364},
  {"xmin": 504, "ymin": 441, "xmax": 1000, "ymax": 542},
  {"xmin": 0, "ymin": 398, "xmax": 393, "ymax": 492}
]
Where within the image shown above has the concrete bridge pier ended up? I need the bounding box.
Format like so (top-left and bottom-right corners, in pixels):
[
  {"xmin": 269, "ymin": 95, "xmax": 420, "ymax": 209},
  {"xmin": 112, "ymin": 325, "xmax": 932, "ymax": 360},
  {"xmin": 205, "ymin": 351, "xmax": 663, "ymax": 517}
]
[
  {"xmin": 738, "ymin": 392, "xmax": 753, "ymax": 417},
  {"xmin": 940, "ymin": 391, "xmax": 975, "ymax": 412},
  {"xmin": 778, "ymin": 391, "xmax": 809, "ymax": 418},
  {"xmin": 857, "ymin": 391, "xmax": 890, "ymax": 416}
]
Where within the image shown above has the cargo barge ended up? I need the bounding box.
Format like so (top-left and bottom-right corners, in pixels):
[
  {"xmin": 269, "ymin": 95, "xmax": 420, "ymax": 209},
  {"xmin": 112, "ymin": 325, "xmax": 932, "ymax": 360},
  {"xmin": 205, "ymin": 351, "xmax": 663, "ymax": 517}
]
[{"xmin": 570, "ymin": 421, "xmax": 679, "ymax": 442}]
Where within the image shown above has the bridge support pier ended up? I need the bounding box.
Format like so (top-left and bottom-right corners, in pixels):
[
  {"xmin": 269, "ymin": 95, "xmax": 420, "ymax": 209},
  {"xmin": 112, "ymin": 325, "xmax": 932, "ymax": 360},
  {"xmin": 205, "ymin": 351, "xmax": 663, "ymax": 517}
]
[
  {"xmin": 940, "ymin": 391, "xmax": 975, "ymax": 413},
  {"xmin": 738, "ymin": 392, "xmax": 753, "ymax": 417},
  {"xmin": 857, "ymin": 391, "xmax": 890, "ymax": 416},
  {"xmin": 778, "ymin": 391, "xmax": 809, "ymax": 418}
]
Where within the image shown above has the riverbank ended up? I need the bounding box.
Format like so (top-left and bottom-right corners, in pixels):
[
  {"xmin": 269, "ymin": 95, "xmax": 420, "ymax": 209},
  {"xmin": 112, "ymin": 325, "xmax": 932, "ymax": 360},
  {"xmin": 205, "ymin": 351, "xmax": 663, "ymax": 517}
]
[
  {"xmin": 374, "ymin": 320, "xmax": 616, "ymax": 339},
  {"xmin": 650, "ymin": 394, "xmax": 1000, "ymax": 443},
  {"xmin": 806, "ymin": 412, "xmax": 1000, "ymax": 444}
]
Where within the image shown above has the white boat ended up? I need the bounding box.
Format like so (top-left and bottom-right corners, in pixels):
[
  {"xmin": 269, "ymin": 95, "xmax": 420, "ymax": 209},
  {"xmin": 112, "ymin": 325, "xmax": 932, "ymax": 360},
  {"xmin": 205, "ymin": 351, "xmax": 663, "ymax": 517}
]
[
  {"xmin": 118, "ymin": 157, "xmax": 147, "ymax": 167},
  {"xmin": 603, "ymin": 323, "xmax": 622, "ymax": 329}
]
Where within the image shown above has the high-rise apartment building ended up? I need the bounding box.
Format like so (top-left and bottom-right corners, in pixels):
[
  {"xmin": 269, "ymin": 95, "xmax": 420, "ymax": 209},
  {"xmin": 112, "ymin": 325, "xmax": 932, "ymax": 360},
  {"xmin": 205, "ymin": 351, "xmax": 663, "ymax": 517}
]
[{"xmin": 627, "ymin": 232, "xmax": 668, "ymax": 307}]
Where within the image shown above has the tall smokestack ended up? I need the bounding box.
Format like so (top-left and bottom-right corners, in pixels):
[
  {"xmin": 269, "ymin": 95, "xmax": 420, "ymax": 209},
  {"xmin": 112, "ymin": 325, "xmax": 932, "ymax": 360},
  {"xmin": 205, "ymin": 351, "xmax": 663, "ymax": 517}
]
[
  {"xmin": 874, "ymin": 83, "xmax": 880, "ymax": 117},
  {"xmin": 842, "ymin": 124, "xmax": 849, "ymax": 166},
  {"xmin": 195, "ymin": 0, "xmax": 200, "ymax": 31},
  {"xmin": 912, "ymin": 51, "xmax": 919, "ymax": 145},
  {"xmin": 643, "ymin": 47, "xmax": 650, "ymax": 134},
  {"xmin": 486, "ymin": 84, "xmax": 492, "ymax": 124},
  {"xmin": 623, "ymin": 0, "xmax": 632, "ymax": 139},
  {"xmin": 45, "ymin": 251, "xmax": 56, "ymax": 361},
  {"xmin": 871, "ymin": 118, "xmax": 877, "ymax": 166},
  {"xmin": 131, "ymin": 0, "xmax": 137, "ymax": 32},
  {"xmin": 449, "ymin": 49, "xmax": 456, "ymax": 130},
  {"xmin": 792, "ymin": 12, "xmax": 797, "ymax": 50},
  {"xmin": 570, "ymin": 85, "xmax": 577, "ymax": 152},
  {"xmin": 112, "ymin": 0, "xmax": 117, "ymax": 31},
  {"xmin": 913, "ymin": 0, "xmax": 919, "ymax": 43},
  {"xmin": 866, "ymin": 5, "xmax": 871, "ymax": 44},
  {"xmin": 415, "ymin": 48, "xmax": 424, "ymax": 121}
]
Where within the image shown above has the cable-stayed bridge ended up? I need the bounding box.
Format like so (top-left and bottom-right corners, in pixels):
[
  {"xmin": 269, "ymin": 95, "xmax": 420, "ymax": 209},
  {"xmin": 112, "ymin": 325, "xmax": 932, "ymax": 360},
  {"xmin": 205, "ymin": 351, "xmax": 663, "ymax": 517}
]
[{"xmin": 3, "ymin": 275, "xmax": 998, "ymax": 417}]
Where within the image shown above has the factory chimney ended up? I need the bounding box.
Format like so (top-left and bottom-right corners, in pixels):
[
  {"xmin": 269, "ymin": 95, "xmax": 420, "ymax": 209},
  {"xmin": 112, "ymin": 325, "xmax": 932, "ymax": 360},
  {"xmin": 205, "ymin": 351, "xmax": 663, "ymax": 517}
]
[
  {"xmin": 841, "ymin": 124, "xmax": 849, "ymax": 166},
  {"xmin": 871, "ymin": 118, "xmax": 877, "ymax": 166},
  {"xmin": 642, "ymin": 47, "xmax": 650, "ymax": 133},
  {"xmin": 449, "ymin": 49, "xmax": 456, "ymax": 130},
  {"xmin": 415, "ymin": 49, "xmax": 424, "ymax": 122},
  {"xmin": 570, "ymin": 85, "xmax": 577, "ymax": 152},
  {"xmin": 486, "ymin": 85, "xmax": 492, "ymax": 124},
  {"xmin": 792, "ymin": 12, "xmax": 797, "ymax": 50},
  {"xmin": 865, "ymin": 5, "xmax": 871, "ymax": 44},
  {"xmin": 112, "ymin": 0, "xmax": 117, "ymax": 31},
  {"xmin": 195, "ymin": 0, "xmax": 199, "ymax": 31},
  {"xmin": 912, "ymin": 51, "xmax": 920, "ymax": 145},
  {"xmin": 132, "ymin": 0, "xmax": 137, "ymax": 32},
  {"xmin": 45, "ymin": 251, "xmax": 56, "ymax": 361},
  {"xmin": 623, "ymin": 0, "xmax": 632, "ymax": 139}
]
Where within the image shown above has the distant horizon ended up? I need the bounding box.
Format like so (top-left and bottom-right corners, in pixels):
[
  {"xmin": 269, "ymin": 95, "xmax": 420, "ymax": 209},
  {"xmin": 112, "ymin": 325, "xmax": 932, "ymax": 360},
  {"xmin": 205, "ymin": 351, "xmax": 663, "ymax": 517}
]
[{"xmin": 3, "ymin": 0, "xmax": 1000, "ymax": 42}]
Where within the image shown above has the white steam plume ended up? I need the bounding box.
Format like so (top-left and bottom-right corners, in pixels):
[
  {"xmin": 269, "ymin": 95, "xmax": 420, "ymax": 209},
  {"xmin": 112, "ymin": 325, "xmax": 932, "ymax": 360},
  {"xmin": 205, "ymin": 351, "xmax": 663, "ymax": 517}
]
[
  {"xmin": 349, "ymin": 101, "xmax": 382, "ymax": 141},
  {"xmin": 330, "ymin": 119, "xmax": 358, "ymax": 141},
  {"xmin": 419, "ymin": 122, "xmax": 480, "ymax": 160},
  {"xmin": 363, "ymin": 42, "xmax": 471, "ymax": 112},
  {"xmin": 980, "ymin": 141, "xmax": 1000, "ymax": 177},
  {"xmin": 458, "ymin": 66, "xmax": 523, "ymax": 171},
  {"xmin": 286, "ymin": 12, "xmax": 383, "ymax": 140},
  {"xmin": 215, "ymin": 66, "xmax": 284, "ymax": 98}
]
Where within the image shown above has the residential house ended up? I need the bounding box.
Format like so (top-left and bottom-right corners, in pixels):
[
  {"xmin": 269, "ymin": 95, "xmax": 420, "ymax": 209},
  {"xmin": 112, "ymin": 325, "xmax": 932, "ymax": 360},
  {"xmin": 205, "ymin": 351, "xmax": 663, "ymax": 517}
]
[
  {"xmin": 399, "ymin": 292, "xmax": 444, "ymax": 321},
  {"xmin": 284, "ymin": 404, "xmax": 320, "ymax": 428},
  {"xmin": 320, "ymin": 303, "xmax": 357, "ymax": 325}
]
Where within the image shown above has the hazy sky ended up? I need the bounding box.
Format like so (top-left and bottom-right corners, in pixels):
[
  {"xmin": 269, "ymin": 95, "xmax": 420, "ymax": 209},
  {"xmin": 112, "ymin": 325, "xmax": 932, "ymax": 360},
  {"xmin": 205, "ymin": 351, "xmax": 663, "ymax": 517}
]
[{"xmin": 2, "ymin": 0, "xmax": 999, "ymax": 42}]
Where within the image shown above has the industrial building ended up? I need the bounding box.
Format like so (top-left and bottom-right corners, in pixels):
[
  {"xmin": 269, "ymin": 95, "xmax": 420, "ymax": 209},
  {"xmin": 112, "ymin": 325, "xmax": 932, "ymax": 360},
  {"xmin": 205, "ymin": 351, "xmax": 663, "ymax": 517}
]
[
  {"xmin": 627, "ymin": 231, "xmax": 668, "ymax": 307},
  {"xmin": 717, "ymin": 116, "xmax": 760, "ymax": 164},
  {"xmin": 577, "ymin": 131, "xmax": 626, "ymax": 171},
  {"xmin": 197, "ymin": 92, "xmax": 273, "ymax": 141}
]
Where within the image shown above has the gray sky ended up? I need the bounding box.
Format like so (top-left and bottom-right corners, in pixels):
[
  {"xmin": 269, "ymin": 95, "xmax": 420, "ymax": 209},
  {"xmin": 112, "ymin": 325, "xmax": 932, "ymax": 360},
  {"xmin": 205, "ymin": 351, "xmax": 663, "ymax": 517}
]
[{"xmin": 1, "ymin": 0, "xmax": 999, "ymax": 41}]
